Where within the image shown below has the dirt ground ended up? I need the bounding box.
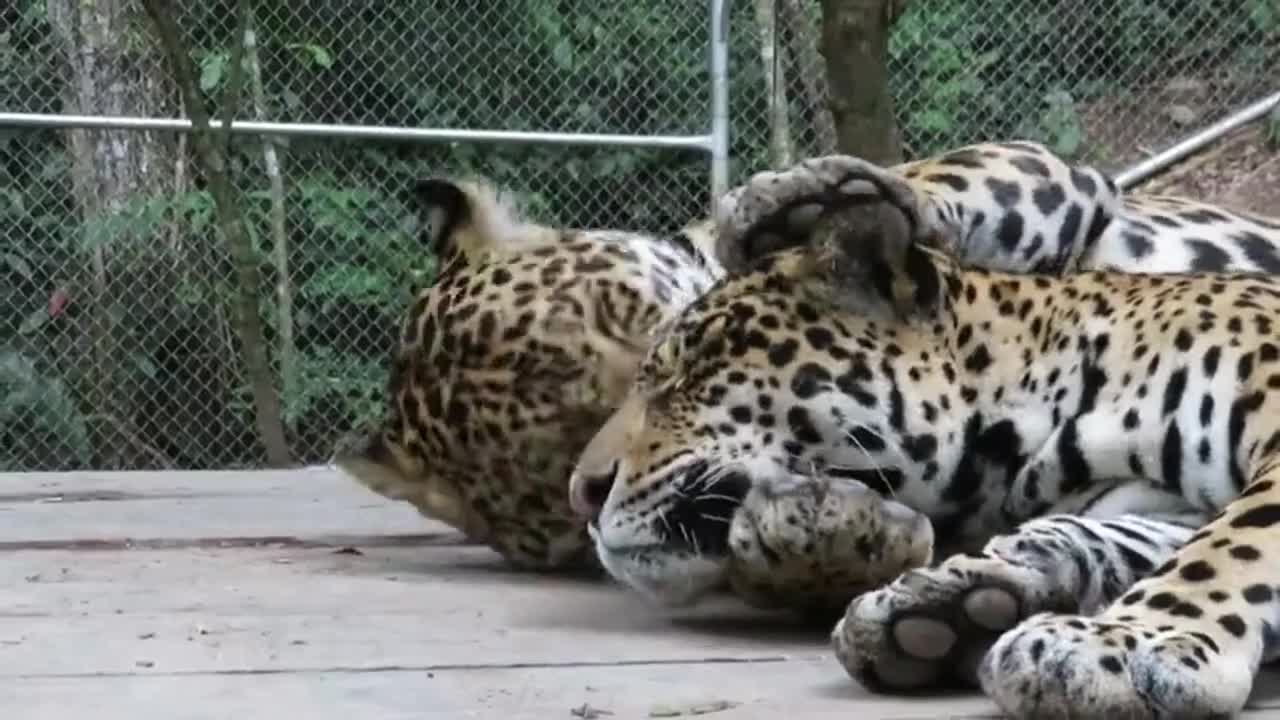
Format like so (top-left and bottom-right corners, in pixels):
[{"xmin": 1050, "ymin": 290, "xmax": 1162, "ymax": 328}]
[
  {"xmin": 1076, "ymin": 79, "xmax": 1278, "ymax": 216},
  {"xmin": 1135, "ymin": 124, "xmax": 1280, "ymax": 216}
]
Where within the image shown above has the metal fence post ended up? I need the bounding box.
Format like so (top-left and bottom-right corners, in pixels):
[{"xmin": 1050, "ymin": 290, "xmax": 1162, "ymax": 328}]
[{"xmin": 708, "ymin": 0, "xmax": 731, "ymax": 210}]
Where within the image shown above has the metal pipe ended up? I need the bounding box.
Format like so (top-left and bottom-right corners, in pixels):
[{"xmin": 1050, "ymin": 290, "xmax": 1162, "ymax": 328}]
[
  {"xmin": 0, "ymin": 112, "xmax": 716, "ymax": 152},
  {"xmin": 1115, "ymin": 90, "xmax": 1280, "ymax": 190},
  {"xmin": 708, "ymin": 0, "xmax": 732, "ymax": 208}
]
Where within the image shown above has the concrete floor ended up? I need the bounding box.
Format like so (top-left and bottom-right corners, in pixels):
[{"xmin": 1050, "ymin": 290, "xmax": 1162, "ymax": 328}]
[{"xmin": 2, "ymin": 467, "xmax": 1279, "ymax": 719}]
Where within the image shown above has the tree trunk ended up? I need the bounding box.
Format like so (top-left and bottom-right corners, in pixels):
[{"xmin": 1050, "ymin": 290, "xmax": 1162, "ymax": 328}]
[
  {"xmin": 778, "ymin": 0, "xmax": 837, "ymax": 155},
  {"xmin": 245, "ymin": 16, "xmax": 296, "ymax": 421},
  {"xmin": 47, "ymin": 0, "xmax": 178, "ymax": 468},
  {"xmin": 818, "ymin": 0, "xmax": 905, "ymax": 164},
  {"xmin": 141, "ymin": 0, "xmax": 294, "ymax": 468},
  {"xmin": 755, "ymin": 0, "xmax": 794, "ymax": 167}
]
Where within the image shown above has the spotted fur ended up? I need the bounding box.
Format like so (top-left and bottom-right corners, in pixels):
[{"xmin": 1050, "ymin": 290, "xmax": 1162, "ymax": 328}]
[
  {"xmin": 334, "ymin": 141, "xmax": 1126, "ymax": 574},
  {"xmin": 570, "ymin": 154, "xmax": 1280, "ymax": 716},
  {"xmin": 333, "ymin": 177, "xmax": 720, "ymax": 569},
  {"xmin": 715, "ymin": 141, "xmax": 1280, "ymax": 279},
  {"xmin": 337, "ymin": 141, "xmax": 1277, "ymax": 580}
]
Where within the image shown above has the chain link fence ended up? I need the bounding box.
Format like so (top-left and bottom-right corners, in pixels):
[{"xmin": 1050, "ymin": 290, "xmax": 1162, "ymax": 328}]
[{"xmin": 2, "ymin": 0, "xmax": 1276, "ymax": 472}]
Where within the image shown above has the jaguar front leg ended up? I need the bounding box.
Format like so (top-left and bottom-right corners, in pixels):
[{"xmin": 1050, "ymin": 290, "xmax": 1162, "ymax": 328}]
[
  {"xmin": 834, "ymin": 507, "xmax": 1200, "ymax": 691},
  {"xmin": 724, "ymin": 467, "xmax": 935, "ymax": 616},
  {"xmin": 982, "ymin": 467, "xmax": 1280, "ymax": 718},
  {"xmin": 712, "ymin": 144, "xmax": 1122, "ymax": 277}
]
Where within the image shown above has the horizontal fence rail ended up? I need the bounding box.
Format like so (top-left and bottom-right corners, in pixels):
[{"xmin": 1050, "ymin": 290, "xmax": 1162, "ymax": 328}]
[{"xmin": 0, "ymin": 113, "xmax": 720, "ymax": 151}]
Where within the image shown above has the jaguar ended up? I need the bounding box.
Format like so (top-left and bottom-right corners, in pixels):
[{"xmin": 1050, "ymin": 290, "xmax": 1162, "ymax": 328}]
[
  {"xmin": 568, "ymin": 149, "xmax": 1280, "ymax": 717},
  {"xmin": 333, "ymin": 176, "xmax": 720, "ymax": 569},
  {"xmin": 337, "ymin": 142, "xmax": 1279, "ymax": 596}
]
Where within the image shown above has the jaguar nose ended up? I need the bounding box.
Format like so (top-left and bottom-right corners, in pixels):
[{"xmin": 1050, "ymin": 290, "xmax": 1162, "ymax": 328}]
[{"xmin": 569, "ymin": 460, "xmax": 619, "ymax": 518}]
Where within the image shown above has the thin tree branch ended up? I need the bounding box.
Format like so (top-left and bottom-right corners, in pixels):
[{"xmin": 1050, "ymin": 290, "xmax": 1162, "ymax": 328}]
[
  {"xmin": 219, "ymin": 0, "xmax": 252, "ymax": 156},
  {"xmin": 139, "ymin": 0, "xmax": 293, "ymax": 467},
  {"xmin": 245, "ymin": 10, "xmax": 296, "ymax": 420}
]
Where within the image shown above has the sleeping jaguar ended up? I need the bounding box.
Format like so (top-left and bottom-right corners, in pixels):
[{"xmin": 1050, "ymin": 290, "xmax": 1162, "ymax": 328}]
[
  {"xmin": 336, "ymin": 140, "xmax": 1279, "ymax": 593},
  {"xmin": 336, "ymin": 140, "xmax": 1123, "ymax": 571},
  {"xmin": 567, "ymin": 151, "xmax": 1280, "ymax": 717},
  {"xmin": 333, "ymin": 177, "xmax": 722, "ymax": 569}
]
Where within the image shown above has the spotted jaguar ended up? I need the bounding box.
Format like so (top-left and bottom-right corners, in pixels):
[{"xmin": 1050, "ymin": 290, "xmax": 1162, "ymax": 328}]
[
  {"xmin": 333, "ymin": 177, "xmax": 721, "ymax": 569},
  {"xmin": 568, "ymin": 150, "xmax": 1280, "ymax": 717},
  {"xmin": 337, "ymin": 141, "xmax": 1276, "ymax": 585}
]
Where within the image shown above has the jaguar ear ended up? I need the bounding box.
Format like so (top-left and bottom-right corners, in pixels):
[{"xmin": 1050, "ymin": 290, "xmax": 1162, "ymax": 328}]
[
  {"xmin": 412, "ymin": 178, "xmax": 470, "ymax": 254},
  {"xmin": 411, "ymin": 177, "xmax": 556, "ymax": 264},
  {"xmin": 809, "ymin": 197, "xmax": 943, "ymax": 319}
]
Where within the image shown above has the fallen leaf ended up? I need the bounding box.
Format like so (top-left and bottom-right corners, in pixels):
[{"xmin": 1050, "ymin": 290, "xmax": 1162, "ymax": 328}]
[
  {"xmin": 1166, "ymin": 104, "xmax": 1198, "ymax": 126},
  {"xmin": 648, "ymin": 700, "xmax": 739, "ymax": 717},
  {"xmin": 570, "ymin": 703, "xmax": 613, "ymax": 718}
]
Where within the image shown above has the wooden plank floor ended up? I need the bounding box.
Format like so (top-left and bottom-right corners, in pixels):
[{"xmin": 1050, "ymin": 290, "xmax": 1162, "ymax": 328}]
[{"xmin": 2, "ymin": 468, "xmax": 1279, "ymax": 719}]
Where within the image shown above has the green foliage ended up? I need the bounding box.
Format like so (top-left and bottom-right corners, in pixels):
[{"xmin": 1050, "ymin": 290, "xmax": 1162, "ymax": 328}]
[
  {"xmin": 1247, "ymin": 0, "xmax": 1278, "ymax": 32},
  {"xmin": 1034, "ymin": 91, "xmax": 1086, "ymax": 158},
  {"xmin": 0, "ymin": 349, "xmax": 93, "ymax": 468},
  {"xmin": 279, "ymin": 347, "xmax": 386, "ymax": 429},
  {"xmin": 283, "ymin": 42, "xmax": 334, "ymax": 70},
  {"xmin": 0, "ymin": 0, "xmax": 1274, "ymax": 469},
  {"xmin": 888, "ymin": 0, "xmax": 1270, "ymax": 159},
  {"xmin": 198, "ymin": 50, "xmax": 231, "ymax": 93}
]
